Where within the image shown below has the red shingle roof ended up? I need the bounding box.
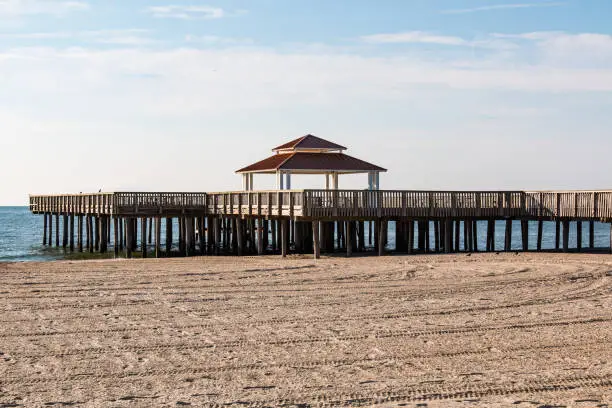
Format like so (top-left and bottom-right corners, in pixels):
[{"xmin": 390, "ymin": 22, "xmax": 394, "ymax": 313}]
[
  {"xmin": 236, "ymin": 152, "xmax": 386, "ymax": 173},
  {"xmin": 272, "ymin": 134, "xmax": 347, "ymax": 152}
]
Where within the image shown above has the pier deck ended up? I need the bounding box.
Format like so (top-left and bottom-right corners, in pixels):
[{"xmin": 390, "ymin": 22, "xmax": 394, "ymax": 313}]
[{"xmin": 29, "ymin": 189, "xmax": 612, "ymax": 258}]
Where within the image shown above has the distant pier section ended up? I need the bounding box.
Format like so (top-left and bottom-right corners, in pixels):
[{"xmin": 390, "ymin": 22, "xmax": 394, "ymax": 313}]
[{"xmin": 27, "ymin": 134, "xmax": 612, "ymax": 258}]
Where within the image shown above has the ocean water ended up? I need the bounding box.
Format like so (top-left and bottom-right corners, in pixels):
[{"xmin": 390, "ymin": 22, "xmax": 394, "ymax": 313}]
[{"xmin": 0, "ymin": 206, "xmax": 611, "ymax": 262}]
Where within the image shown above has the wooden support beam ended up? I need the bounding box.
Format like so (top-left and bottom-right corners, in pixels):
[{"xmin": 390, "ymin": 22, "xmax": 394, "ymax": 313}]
[
  {"xmin": 114, "ymin": 217, "xmax": 119, "ymax": 256},
  {"xmin": 504, "ymin": 219, "xmax": 512, "ymax": 252},
  {"xmin": 610, "ymin": 223, "xmax": 612, "ymax": 254},
  {"xmin": 312, "ymin": 220, "xmax": 320, "ymax": 259},
  {"xmin": 199, "ymin": 217, "xmax": 206, "ymax": 255},
  {"xmin": 55, "ymin": 213, "xmax": 60, "ymax": 247},
  {"xmin": 521, "ymin": 220, "xmax": 528, "ymax": 251},
  {"xmin": 346, "ymin": 221, "xmax": 352, "ymax": 257},
  {"xmin": 444, "ymin": 219, "xmax": 452, "ymax": 253},
  {"xmin": 577, "ymin": 221, "xmax": 582, "ymax": 252},
  {"xmin": 537, "ymin": 220, "xmax": 543, "ymax": 252},
  {"xmin": 48, "ymin": 213, "xmax": 53, "ymax": 246},
  {"xmin": 407, "ymin": 220, "xmax": 414, "ymax": 254},
  {"xmin": 126, "ymin": 218, "xmax": 133, "ymax": 259},
  {"xmin": 87, "ymin": 216, "xmax": 93, "ymax": 253},
  {"xmin": 141, "ymin": 217, "xmax": 147, "ymax": 258},
  {"xmin": 206, "ymin": 216, "xmax": 214, "ymax": 255},
  {"xmin": 77, "ymin": 215, "xmax": 83, "ymax": 252},
  {"xmin": 589, "ymin": 220, "xmax": 595, "ymax": 249},
  {"xmin": 562, "ymin": 220, "xmax": 570, "ymax": 252},
  {"xmin": 378, "ymin": 220, "xmax": 385, "ymax": 256},
  {"xmin": 185, "ymin": 217, "xmax": 194, "ymax": 256},
  {"xmin": 148, "ymin": 218, "xmax": 153, "ymax": 244},
  {"xmin": 491, "ymin": 219, "xmax": 496, "ymax": 252},
  {"xmin": 282, "ymin": 219, "xmax": 289, "ymax": 257},
  {"xmin": 434, "ymin": 220, "xmax": 440, "ymax": 253},
  {"xmin": 62, "ymin": 214, "xmax": 68, "ymax": 248},
  {"xmin": 94, "ymin": 217, "xmax": 100, "ymax": 251},
  {"xmin": 358, "ymin": 221, "xmax": 365, "ymax": 251},
  {"xmin": 107, "ymin": 218, "xmax": 111, "ymax": 249},
  {"xmin": 99, "ymin": 216, "xmax": 108, "ymax": 254},
  {"xmin": 424, "ymin": 221, "xmax": 430, "ymax": 253},
  {"xmin": 271, "ymin": 220, "xmax": 277, "ymax": 252},
  {"xmin": 472, "ymin": 220, "xmax": 478, "ymax": 252},
  {"xmin": 119, "ymin": 218, "xmax": 123, "ymax": 250},
  {"xmin": 350, "ymin": 221, "xmax": 358, "ymax": 253},
  {"xmin": 69, "ymin": 215, "xmax": 74, "ymax": 252},
  {"xmin": 215, "ymin": 217, "xmax": 222, "ymax": 255},
  {"xmin": 485, "ymin": 219, "xmax": 492, "ymax": 252},
  {"xmin": 166, "ymin": 218, "xmax": 173, "ymax": 255},
  {"xmin": 236, "ymin": 218, "xmax": 244, "ymax": 256},
  {"xmin": 178, "ymin": 217, "xmax": 185, "ymax": 255},
  {"xmin": 454, "ymin": 220, "xmax": 460, "ymax": 253},
  {"xmin": 132, "ymin": 218, "xmax": 138, "ymax": 251},
  {"xmin": 231, "ymin": 218, "xmax": 238, "ymax": 253},
  {"xmin": 155, "ymin": 217, "xmax": 161, "ymax": 258},
  {"xmin": 43, "ymin": 214, "xmax": 47, "ymax": 245},
  {"xmin": 555, "ymin": 220, "xmax": 561, "ymax": 251},
  {"xmin": 257, "ymin": 218, "xmax": 264, "ymax": 255},
  {"xmin": 463, "ymin": 220, "xmax": 469, "ymax": 252}
]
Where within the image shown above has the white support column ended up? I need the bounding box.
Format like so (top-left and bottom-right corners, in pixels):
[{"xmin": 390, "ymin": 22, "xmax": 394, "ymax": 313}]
[
  {"xmin": 286, "ymin": 171, "xmax": 291, "ymax": 190},
  {"xmin": 277, "ymin": 171, "xmax": 284, "ymax": 190},
  {"xmin": 375, "ymin": 172, "xmax": 380, "ymax": 190},
  {"xmin": 242, "ymin": 174, "xmax": 248, "ymax": 191},
  {"xmin": 367, "ymin": 172, "xmax": 373, "ymax": 191},
  {"xmin": 332, "ymin": 172, "xmax": 339, "ymax": 190},
  {"xmin": 325, "ymin": 173, "xmax": 330, "ymax": 190},
  {"xmin": 249, "ymin": 173, "xmax": 254, "ymax": 191}
]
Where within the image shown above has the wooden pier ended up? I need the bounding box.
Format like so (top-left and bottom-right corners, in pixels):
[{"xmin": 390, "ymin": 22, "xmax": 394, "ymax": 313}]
[{"xmin": 29, "ymin": 189, "xmax": 612, "ymax": 259}]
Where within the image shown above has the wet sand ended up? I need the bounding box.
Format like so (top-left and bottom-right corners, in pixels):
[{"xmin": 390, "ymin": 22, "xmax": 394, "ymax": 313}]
[{"xmin": 0, "ymin": 253, "xmax": 610, "ymax": 407}]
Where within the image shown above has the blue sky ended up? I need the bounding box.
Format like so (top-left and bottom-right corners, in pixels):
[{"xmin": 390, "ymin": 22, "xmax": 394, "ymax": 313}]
[{"xmin": 1, "ymin": 0, "xmax": 612, "ymax": 204}]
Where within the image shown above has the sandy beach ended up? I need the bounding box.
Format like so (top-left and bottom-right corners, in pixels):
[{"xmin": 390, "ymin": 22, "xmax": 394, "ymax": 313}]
[{"xmin": 0, "ymin": 253, "xmax": 610, "ymax": 407}]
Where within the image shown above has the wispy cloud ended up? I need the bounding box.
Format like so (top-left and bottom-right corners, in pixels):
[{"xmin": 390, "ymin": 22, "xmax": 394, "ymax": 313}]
[
  {"xmin": 1, "ymin": 29, "xmax": 153, "ymax": 45},
  {"xmin": 0, "ymin": 0, "xmax": 89, "ymax": 16},
  {"xmin": 361, "ymin": 31, "xmax": 518, "ymax": 50},
  {"xmin": 185, "ymin": 35, "xmax": 254, "ymax": 45},
  {"xmin": 362, "ymin": 31, "xmax": 468, "ymax": 46},
  {"xmin": 442, "ymin": 2, "xmax": 565, "ymax": 14},
  {"xmin": 145, "ymin": 5, "xmax": 239, "ymax": 20}
]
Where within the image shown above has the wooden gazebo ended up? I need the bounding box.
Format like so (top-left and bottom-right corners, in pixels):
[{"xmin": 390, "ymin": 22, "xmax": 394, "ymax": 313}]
[{"xmin": 236, "ymin": 134, "xmax": 386, "ymax": 190}]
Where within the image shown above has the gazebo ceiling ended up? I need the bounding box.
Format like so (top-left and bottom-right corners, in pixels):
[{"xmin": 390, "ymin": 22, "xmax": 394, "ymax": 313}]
[{"xmin": 236, "ymin": 152, "xmax": 387, "ymax": 174}]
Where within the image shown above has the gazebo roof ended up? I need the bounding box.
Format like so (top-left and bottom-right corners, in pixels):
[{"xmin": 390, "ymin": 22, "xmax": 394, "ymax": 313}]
[
  {"xmin": 272, "ymin": 134, "xmax": 347, "ymax": 152},
  {"xmin": 236, "ymin": 152, "xmax": 386, "ymax": 174}
]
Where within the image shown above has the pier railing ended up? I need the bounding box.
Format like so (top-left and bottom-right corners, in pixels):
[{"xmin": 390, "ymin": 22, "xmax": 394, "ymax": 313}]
[{"xmin": 29, "ymin": 190, "xmax": 612, "ymax": 221}]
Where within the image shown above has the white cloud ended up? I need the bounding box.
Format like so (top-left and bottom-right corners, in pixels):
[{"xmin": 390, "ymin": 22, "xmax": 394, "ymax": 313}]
[
  {"xmin": 362, "ymin": 31, "xmax": 468, "ymax": 46},
  {"xmin": 184, "ymin": 35, "xmax": 254, "ymax": 45},
  {"xmin": 442, "ymin": 2, "xmax": 565, "ymax": 14},
  {"xmin": 361, "ymin": 31, "xmax": 519, "ymax": 51},
  {"xmin": 493, "ymin": 31, "xmax": 612, "ymax": 66},
  {"xmin": 145, "ymin": 5, "xmax": 226, "ymax": 20},
  {"xmin": 1, "ymin": 29, "xmax": 154, "ymax": 45},
  {"xmin": 0, "ymin": 0, "xmax": 88, "ymax": 16}
]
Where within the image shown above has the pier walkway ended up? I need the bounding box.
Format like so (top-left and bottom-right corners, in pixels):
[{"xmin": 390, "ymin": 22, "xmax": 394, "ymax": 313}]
[{"xmin": 29, "ymin": 189, "xmax": 612, "ymax": 258}]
